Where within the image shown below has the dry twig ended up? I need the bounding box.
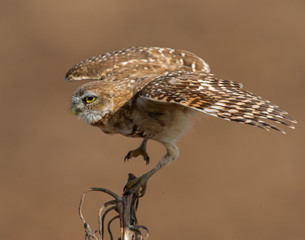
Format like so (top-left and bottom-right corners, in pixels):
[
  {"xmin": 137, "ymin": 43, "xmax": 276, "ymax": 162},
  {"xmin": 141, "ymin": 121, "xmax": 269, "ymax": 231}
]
[{"xmin": 79, "ymin": 174, "xmax": 149, "ymax": 240}]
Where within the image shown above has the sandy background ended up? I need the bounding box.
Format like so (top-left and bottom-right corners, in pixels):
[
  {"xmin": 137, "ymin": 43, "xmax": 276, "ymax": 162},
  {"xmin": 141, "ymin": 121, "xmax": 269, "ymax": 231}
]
[{"xmin": 1, "ymin": 0, "xmax": 304, "ymax": 239}]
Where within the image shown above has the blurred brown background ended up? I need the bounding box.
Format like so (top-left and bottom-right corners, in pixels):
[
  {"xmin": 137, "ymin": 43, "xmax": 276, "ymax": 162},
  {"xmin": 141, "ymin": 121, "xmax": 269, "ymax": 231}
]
[{"xmin": 1, "ymin": 0, "xmax": 304, "ymax": 239}]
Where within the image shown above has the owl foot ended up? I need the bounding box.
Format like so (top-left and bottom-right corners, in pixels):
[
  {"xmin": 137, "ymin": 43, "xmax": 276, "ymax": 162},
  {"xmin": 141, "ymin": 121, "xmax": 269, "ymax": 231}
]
[
  {"xmin": 124, "ymin": 139, "xmax": 150, "ymax": 165},
  {"xmin": 124, "ymin": 149, "xmax": 150, "ymax": 165},
  {"xmin": 124, "ymin": 174, "xmax": 149, "ymax": 197}
]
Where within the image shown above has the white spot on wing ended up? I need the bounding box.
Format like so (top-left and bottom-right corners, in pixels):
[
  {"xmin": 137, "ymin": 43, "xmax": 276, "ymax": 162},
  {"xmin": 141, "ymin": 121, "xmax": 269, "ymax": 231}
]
[{"xmin": 191, "ymin": 62, "xmax": 196, "ymax": 71}]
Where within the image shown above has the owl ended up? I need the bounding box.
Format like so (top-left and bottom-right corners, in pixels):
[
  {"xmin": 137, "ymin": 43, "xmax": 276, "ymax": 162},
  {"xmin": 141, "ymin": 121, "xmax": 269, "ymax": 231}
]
[{"xmin": 66, "ymin": 47, "xmax": 296, "ymax": 195}]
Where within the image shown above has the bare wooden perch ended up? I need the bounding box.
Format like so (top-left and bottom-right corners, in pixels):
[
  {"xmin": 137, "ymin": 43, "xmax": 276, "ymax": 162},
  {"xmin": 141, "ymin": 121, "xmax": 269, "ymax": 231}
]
[{"xmin": 79, "ymin": 174, "xmax": 149, "ymax": 240}]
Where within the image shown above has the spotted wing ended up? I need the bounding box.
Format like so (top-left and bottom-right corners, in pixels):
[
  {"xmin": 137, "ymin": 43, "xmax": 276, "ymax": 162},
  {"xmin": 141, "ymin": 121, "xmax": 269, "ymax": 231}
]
[
  {"xmin": 65, "ymin": 47, "xmax": 210, "ymax": 82},
  {"xmin": 139, "ymin": 71, "xmax": 296, "ymax": 133}
]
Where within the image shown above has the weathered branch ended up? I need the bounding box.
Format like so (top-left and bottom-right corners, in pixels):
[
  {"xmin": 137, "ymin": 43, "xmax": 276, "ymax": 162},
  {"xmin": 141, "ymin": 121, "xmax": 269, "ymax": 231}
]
[{"xmin": 78, "ymin": 174, "xmax": 149, "ymax": 240}]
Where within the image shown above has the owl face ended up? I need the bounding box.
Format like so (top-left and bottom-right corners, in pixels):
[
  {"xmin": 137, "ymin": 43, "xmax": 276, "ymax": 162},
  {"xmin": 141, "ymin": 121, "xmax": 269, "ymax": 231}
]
[{"xmin": 71, "ymin": 82, "xmax": 115, "ymax": 125}]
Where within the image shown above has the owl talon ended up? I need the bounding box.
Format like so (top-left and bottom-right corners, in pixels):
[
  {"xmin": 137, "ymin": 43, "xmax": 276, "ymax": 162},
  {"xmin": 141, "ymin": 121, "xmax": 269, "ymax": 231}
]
[
  {"xmin": 124, "ymin": 150, "xmax": 150, "ymax": 165},
  {"xmin": 124, "ymin": 175, "xmax": 148, "ymax": 197},
  {"xmin": 124, "ymin": 152, "xmax": 132, "ymax": 162},
  {"xmin": 124, "ymin": 139, "xmax": 150, "ymax": 165}
]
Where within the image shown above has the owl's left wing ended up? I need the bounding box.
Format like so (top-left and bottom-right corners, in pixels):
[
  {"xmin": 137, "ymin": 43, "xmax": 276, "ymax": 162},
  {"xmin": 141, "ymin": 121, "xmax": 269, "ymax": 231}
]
[
  {"xmin": 139, "ymin": 71, "xmax": 296, "ymax": 133},
  {"xmin": 65, "ymin": 47, "xmax": 210, "ymax": 82}
]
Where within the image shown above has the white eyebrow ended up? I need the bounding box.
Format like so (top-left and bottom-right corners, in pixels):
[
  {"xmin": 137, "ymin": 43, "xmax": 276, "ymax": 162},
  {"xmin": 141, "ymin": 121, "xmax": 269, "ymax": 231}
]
[{"xmin": 80, "ymin": 91, "xmax": 98, "ymax": 98}]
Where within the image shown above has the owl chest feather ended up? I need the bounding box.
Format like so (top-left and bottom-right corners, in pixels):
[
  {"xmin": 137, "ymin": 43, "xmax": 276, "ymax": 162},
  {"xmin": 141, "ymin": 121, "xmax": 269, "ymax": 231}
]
[{"xmin": 100, "ymin": 97, "xmax": 193, "ymax": 143}]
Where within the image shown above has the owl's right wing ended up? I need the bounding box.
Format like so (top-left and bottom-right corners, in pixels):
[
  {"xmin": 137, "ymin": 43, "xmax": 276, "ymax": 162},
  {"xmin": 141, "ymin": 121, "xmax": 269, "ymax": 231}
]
[
  {"xmin": 139, "ymin": 71, "xmax": 296, "ymax": 133},
  {"xmin": 65, "ymin": 47, "xmax": 210, "ymax": 82}
]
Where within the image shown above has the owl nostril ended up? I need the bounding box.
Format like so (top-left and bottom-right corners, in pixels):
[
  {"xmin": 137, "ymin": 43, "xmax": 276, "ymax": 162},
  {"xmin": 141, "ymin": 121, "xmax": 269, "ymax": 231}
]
[{"xmin": 72, "ymin": 96, "xmax": 81, "ymax": 104}]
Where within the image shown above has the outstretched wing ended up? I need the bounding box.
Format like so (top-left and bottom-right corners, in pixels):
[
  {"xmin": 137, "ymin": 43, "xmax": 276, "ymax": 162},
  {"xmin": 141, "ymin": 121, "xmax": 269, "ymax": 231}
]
[
  {"xmin": 139, "ymin": 71, "xmax": 296, "ymax": 133},
  {"xmin": 65, "ymin": 47, "xmax": 210, "ymax": 82}
]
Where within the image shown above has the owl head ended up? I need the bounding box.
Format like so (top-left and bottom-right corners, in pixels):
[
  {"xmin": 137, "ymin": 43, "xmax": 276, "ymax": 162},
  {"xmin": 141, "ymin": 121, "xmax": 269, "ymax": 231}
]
[
  {"xmin": 71, "ymin": 81, "xmax": 134, "ymax": 126},
  {"xmin": 71, "ymin": 81, "xmax": 117, "ymax": 126}
]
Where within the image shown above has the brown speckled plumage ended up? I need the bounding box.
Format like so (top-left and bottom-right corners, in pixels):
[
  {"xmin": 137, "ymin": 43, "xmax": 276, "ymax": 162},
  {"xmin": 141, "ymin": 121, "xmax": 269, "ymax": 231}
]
[
  {"xmin": 66, "ymin": 46, "xmax": 296, "ymax": 195},
  {"xmin": 139, "ymin": 71, "xmax": 296, "ymax": 133}
]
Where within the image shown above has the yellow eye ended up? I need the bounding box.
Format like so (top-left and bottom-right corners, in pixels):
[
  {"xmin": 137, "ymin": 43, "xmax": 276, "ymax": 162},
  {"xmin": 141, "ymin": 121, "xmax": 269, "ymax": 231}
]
[{"xmin": 84, "ymin": 96, "xmax": 96, "ymax": 104}]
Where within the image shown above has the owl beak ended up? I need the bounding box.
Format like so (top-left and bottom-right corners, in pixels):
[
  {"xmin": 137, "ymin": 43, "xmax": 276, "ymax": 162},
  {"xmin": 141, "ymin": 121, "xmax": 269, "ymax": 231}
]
[
  {"xmin": 71, "ymin": 105, "xmax": 80, "ymax": 116},
  {"xmin": 71, "ymin": 106, "xmax": 77, "ymax": 116},
  {"xmin": 71, "ymin": 96, "xmax": 81, "ymax": 116}
]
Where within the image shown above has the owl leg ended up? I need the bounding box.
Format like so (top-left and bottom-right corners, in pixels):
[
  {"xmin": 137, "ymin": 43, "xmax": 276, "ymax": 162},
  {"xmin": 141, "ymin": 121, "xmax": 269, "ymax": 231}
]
[
  {"xmin": 124, "ymin": 139, "xmax": 150, "ymax": 165},
  {"xmin": 124, "ymin": 142, "xmax": 179, "ymax": 196}
]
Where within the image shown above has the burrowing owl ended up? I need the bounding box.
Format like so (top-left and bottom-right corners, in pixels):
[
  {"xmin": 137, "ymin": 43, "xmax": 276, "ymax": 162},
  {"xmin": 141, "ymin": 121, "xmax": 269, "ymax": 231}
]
[{"xmin": 66, "ymin": 47, "xmax": 296, "ymax": 195}]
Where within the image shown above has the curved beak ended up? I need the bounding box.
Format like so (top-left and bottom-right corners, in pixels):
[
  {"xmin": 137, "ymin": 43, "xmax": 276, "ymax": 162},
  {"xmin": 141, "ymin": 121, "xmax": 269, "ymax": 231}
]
[{"xmin": 71, "ymin": 106, "xmax": 77, "ymax": 116}]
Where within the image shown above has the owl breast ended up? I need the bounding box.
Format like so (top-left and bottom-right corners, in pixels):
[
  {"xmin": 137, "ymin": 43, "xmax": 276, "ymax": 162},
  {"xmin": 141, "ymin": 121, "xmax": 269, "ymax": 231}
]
[{"xmin": 99, "ymin": 96, "xmax": 193, "ymax": 143}]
